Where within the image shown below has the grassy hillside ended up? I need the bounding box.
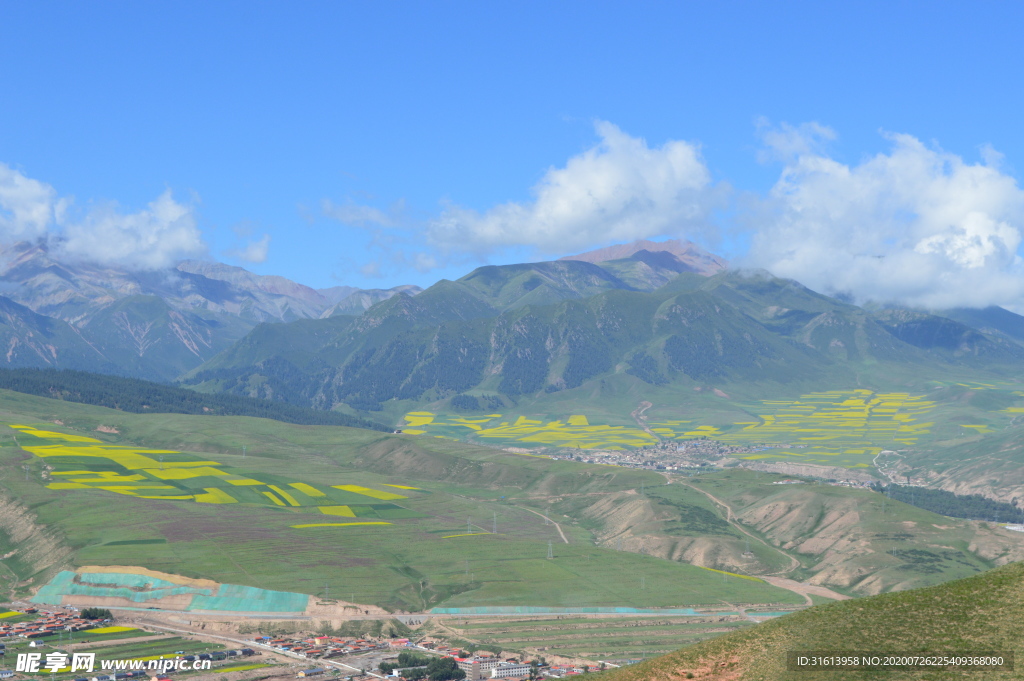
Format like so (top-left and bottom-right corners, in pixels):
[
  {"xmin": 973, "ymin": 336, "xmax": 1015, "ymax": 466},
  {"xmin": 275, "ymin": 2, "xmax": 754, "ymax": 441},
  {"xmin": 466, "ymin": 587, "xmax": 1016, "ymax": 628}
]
[
  {"xmin": 602, "ymin": 560, "xmax": 1024, "ymax": 680},
  {"xmin": 2, "ymin": 388, "xmax": 1020, "ymax": 618},
  {"xmin": 0, "ymin": 390, "xmax": 803, "ymax": 612}
]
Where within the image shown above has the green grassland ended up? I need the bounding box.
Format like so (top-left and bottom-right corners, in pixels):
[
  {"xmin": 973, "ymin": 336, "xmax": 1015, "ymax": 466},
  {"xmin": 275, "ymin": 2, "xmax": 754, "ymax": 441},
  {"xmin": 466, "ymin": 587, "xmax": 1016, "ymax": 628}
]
[
  {"xmin": 603, "ymin": 560, "xmax": 1024, "ymax": 681},
  {"xmin": 0, "ymin": 389, "xmax": 802, "ymax": 612}
]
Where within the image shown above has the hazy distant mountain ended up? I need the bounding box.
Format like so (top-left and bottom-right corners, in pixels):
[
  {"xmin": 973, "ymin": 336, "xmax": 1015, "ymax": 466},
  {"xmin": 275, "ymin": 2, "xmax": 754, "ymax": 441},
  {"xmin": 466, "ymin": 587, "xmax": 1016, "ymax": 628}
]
[
  {"xmin": 559, "ymin": 238, "xmax": 727, "ymax": 275},
  {"xmin": 320, "ymin": 285, "xmax": 424, "ymax": 317},
  {"xmin": 0, "ymin": 242, "xmax": 420, "ymax": 380},
  {"xmin": 0, "ymin": 295, "xmax": 114, "ymax": 371}
]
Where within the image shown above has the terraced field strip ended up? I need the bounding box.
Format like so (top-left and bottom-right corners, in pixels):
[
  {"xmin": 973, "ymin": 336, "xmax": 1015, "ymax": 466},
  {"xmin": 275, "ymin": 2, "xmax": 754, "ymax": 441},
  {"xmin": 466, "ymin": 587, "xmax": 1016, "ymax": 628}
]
[{"xmin": 442, "ymin": 616, "xmax": 754, "ymax": 659}]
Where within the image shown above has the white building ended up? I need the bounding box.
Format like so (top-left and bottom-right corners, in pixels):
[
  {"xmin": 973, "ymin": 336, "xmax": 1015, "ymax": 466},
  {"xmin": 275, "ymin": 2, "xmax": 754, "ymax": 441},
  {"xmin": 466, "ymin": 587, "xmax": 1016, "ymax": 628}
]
[
  {"xmin": 491, "ymin": 663, "xmax": 532, "ymax": 678},
  {"xmin": 456, "ymin": 658, "xmax": 501, "ymax": 680}
]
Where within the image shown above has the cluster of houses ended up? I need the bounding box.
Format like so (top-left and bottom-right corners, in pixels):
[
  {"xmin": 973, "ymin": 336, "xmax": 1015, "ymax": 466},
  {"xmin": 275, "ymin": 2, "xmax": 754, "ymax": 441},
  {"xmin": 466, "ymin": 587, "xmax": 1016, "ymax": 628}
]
[
  {"xmin": 543, "ymin": 664, "xmax": 599, "ymax": 677},
  {"xmin": 253, "ymin": 635, "xmax": 387, "ymax": 660},
  {"xmin": 0, "ymin": 609, "xmax": 105, "ymax": 638}
]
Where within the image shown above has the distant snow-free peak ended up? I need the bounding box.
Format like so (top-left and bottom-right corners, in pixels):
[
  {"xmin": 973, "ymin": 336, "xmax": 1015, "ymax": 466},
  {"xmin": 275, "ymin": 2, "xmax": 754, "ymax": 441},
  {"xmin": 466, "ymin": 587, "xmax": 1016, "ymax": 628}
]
[{"xmin": 558, "ymin": 238, "xmax": 727, "ymax": 276}]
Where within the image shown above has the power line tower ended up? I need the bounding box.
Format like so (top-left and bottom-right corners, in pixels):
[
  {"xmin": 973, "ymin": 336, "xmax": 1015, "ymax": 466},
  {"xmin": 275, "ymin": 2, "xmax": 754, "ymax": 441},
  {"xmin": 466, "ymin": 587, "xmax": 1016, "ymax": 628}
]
[
  {"xmin": 243, "ymin": 445, "xmax": 247, "ymax": 459},
  {"xmin": 467, "ymin": 517, "xmax": 472, "ymax": 533},
  {"xmin": 493, "ymin": 512, "xmax": 497, "ymax": 534},
  {"xmin": 547, "ymin": 541, "xmax": 553, "ymax": 559}
]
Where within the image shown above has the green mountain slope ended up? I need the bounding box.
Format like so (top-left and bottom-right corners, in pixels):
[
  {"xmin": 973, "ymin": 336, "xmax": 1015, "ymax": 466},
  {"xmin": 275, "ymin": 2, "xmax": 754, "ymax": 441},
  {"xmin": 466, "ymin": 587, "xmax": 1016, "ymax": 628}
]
[
  {"xmin": 0, "ymin": 296, "xmax": 116, "ymax": 372},
  {"xmin": 942, "ymin": 305, "xmax": 1024, "ymax": 344},
  {"xmin": 0, "ymin": 367, "xmax": 388, "ymax": 429},
  {"xmin": 183, "ymin": 268, "xmax": 1021, "ymax": 414},
  {"xmin": 456, "ymin": 259, "xmax": 635, "ymax": 309},
  {"xmin": 604, "ymin": 560, "xmax": 1024, "ymax": 681},
  {"xmin": 77, "ymin": 295, "xmax": 252, "ymax": 380}
]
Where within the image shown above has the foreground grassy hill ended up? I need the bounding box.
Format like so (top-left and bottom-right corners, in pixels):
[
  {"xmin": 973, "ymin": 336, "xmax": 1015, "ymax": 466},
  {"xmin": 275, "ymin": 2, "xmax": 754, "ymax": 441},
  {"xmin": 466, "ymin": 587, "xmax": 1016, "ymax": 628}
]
[{"xmin": 603, "ymin": 560, "xmax": 1024, "ymax": 680}]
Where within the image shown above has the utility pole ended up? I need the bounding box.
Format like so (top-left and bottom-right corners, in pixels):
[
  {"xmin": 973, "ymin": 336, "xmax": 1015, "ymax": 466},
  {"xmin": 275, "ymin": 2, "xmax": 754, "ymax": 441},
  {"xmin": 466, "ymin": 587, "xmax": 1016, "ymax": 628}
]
[
  {"xmin": 243, "ymin": 445, "xmax": 247, "ymax": 459},
  {"xmin": 493, "ymin": 512, "xmax": 497, "ymax": 534}
]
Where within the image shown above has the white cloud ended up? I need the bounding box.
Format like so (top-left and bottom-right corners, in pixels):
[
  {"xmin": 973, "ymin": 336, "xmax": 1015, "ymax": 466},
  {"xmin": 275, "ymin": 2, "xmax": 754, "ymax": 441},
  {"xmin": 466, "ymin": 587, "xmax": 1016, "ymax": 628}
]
[
  {"xmin": 427, "ymin": 121, "xmax": 721, "ymax": 255},
  {"xmin": 743, "ymin": 126, "xmax": 1024, "ymax": 310},
  {"xmin": 226, "ymin": 233, "xmax": 271, "ymax": 264},
  {"xmin": 54, "ymin": 190, "xmax": 206, "ymax": 270},
  {"xmin": 0, "ymin": 162, "xmax": 61, "ymax": 241},
  {"xmin": 755, "ymin": 119, "xmax": 836, "ymax": 163},
  {"xmin": 360, "ymin": 260, "xmax": 382, "ymax": 278},
  {"xmin": 322, "ymin": 198, "xmax": 402, "ymax": 227},
  {"xmin": 0, "ymin": 163, "xmax": 207, "ymax": 271}
]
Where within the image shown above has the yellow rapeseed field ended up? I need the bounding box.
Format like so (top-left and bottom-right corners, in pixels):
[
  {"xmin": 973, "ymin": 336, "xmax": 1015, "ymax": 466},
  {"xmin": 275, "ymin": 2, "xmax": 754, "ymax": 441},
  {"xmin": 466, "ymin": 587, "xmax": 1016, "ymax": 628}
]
[
  {"xmin": 400, "ymin": 389, "xmax": 940, "ymax": 467},
  {"xmin": 9, "ymin": 425, "xmax": 421, "ymax": 517}
]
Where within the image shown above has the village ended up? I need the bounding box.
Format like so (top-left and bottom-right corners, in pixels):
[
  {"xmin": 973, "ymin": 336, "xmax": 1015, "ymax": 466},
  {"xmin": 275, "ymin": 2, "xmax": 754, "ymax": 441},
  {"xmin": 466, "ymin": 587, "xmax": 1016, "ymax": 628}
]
[
  {"xmin": 549, "ymin": 438, "xmax": 797, "ymax": 472},
  {"xmin": 257, "ymin": 633, "xmax": 606, "ymax": 680},
  {"xmin": 0, "ymin": 607, "xmax": 614, "ymax": 681}
]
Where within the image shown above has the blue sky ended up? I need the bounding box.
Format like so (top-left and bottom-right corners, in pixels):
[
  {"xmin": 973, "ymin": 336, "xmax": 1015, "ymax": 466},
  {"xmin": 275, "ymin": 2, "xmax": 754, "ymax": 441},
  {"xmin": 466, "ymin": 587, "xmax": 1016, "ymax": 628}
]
[{"xmin": 2, "ymin": 2, "xmax": 1024, "ymax": 308}]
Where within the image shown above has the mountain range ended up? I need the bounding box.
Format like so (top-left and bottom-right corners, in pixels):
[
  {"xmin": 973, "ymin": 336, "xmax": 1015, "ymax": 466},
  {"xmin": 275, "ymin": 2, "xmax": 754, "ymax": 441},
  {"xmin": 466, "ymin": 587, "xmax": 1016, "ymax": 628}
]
[
  {"xmin": 178, "ymin": 249, "xmax": 1024, "ymax": 414},
  {"xmin": 1, "ymin": 237, "xmax": 1024, "ymax": 415}
]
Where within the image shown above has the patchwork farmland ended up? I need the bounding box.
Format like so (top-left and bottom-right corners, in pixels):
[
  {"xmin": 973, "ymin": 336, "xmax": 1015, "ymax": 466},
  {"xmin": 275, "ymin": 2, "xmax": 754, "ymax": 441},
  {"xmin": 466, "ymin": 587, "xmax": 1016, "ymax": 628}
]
[{"xmin": 401, "ymin": 389, "xmax": 942, "ymax": 468}]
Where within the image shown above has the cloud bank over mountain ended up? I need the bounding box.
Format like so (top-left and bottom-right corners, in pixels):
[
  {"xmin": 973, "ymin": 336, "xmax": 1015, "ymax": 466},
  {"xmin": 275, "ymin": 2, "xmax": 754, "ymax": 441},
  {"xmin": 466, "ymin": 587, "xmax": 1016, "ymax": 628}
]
[
  {"xmin": 0, "ymin": 162, "xmax": 207, "ymax": 270},
  {"xmin": 6, "ymin": 116, "xmax": 1024, "ymax": 312},
  {"xmin": 743, "ymin": 124, "xmax": 1024, "ymax": 310},
  {"xmin": 426, "ymin": 121, "xmax": 723, "ymax": 255}
]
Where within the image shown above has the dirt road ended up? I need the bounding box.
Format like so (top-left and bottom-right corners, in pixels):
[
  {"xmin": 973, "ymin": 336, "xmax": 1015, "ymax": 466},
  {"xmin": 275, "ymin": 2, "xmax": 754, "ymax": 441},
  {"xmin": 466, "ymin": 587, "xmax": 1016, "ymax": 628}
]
[
  {"xmin": 762, "ymin": 576, "xmax": 850, "ymax": 604},
  {"xmin": 519, "ymin": 507, "xmax": 569, "ymax": 544},
  {"xmin": 631, "ymin": 401, "xmax": 657, "ymax": 439},
  {"xmin": 680, "ymin": 480, "xmax": 801, "ymax": 573}
]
